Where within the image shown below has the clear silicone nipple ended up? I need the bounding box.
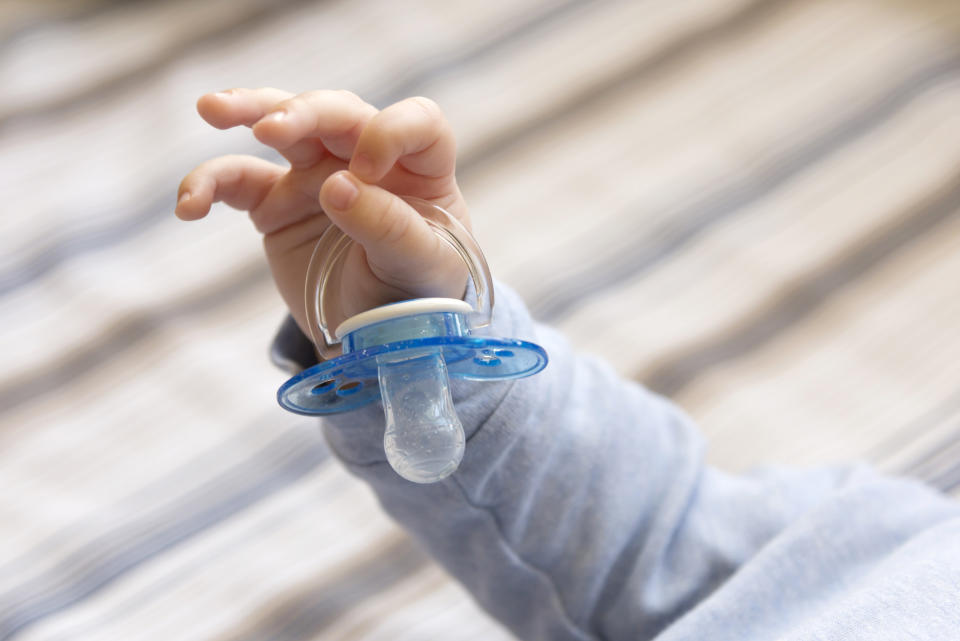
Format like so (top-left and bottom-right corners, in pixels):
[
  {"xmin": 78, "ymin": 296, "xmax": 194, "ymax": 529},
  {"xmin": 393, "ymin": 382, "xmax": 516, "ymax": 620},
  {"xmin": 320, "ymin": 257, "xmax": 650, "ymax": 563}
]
[{"xmin": 377, "ymin": 348, "xmax": 464, "ymax": 483}]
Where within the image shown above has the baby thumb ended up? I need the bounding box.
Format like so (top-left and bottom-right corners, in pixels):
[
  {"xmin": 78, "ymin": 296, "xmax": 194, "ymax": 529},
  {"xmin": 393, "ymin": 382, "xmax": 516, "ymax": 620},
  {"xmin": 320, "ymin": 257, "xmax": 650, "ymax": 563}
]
[{"xmin": 318, "ymin": 170, "xmax": 446, "ymax": 287}]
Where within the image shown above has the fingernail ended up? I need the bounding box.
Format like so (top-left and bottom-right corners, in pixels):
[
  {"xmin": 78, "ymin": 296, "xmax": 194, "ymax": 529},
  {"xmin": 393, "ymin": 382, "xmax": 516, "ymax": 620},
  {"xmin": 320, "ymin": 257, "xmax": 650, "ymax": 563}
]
[
  {"xmin": 264, "ymin": 110, "xmax": 287, "ymax": 123},
  {"xmin": 176, "ymin": 192, "xmax": 191, "ymax": 209},
  {"xmin": 350, "ymin": 153, "xmax": 375, "ymax": 178},
  {"xmin": 175, "ymin": 192, "xmax": 191, "ymax": 216},
  {"xmin": 326, "ymin": 173, "xmax": 358, "ymax": 210}
]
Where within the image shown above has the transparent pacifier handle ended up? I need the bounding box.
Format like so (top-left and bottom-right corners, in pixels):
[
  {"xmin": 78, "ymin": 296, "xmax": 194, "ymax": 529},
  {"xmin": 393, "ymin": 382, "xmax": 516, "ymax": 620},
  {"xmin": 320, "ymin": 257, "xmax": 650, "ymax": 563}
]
[
  {"xmin": 304, "ymin": 196, "xmax": 495, "ymax": 360},
  {"xmin": 302, "ymin": 196, "xmax": 494, "ymax": 483}
]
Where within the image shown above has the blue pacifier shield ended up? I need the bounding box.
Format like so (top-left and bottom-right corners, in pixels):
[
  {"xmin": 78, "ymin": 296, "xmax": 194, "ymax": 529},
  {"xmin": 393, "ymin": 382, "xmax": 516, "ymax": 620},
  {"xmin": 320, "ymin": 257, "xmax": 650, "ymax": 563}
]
[{"xmin": 277, "ymin": 334, "xmax": 547, "ymax": 416}]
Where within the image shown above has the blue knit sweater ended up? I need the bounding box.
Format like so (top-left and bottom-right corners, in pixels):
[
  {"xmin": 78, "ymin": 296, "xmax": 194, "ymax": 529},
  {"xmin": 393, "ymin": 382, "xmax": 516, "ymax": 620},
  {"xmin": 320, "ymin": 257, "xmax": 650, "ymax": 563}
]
[{"xmin": 274, "ymin": 283, "xmax": 960, "ymax": 640}]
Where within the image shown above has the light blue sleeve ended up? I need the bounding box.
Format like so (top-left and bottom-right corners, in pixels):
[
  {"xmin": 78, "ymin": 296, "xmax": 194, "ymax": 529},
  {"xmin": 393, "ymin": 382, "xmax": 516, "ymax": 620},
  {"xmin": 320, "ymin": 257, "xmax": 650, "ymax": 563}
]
[{"xmin": 285, "ymin": 283, "xmax": 960, "ymax": 641}]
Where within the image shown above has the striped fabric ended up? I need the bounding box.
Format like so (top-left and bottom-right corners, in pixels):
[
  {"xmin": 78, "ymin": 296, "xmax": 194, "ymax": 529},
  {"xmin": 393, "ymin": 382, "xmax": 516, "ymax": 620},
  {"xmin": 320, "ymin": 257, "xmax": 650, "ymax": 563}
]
[{"xmin": 1, "ymin": 0, "xmax": 958, "ymax": 639}]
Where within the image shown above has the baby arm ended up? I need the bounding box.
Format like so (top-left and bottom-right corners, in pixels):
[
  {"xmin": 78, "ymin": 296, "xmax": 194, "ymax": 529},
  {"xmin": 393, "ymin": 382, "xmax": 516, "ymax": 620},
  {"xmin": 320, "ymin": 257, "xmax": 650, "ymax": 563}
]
[
  {"xmin": 177, "ymin": 88, "xmax": 838, "ymax": 639},
  {"xmin": 180, "ymin": 89, "xmax": 960, "ymax": 641},
  {"xmin": 313, "ymin": 282, "xmax": 863, "ymax": 640}
]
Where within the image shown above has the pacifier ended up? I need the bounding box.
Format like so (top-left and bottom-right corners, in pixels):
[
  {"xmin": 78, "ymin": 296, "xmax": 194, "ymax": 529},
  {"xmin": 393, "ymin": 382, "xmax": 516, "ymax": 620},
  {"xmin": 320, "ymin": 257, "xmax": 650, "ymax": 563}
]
[{"xmin": 277, "ymin": 197, "xmax": 548, "ymax": 483}]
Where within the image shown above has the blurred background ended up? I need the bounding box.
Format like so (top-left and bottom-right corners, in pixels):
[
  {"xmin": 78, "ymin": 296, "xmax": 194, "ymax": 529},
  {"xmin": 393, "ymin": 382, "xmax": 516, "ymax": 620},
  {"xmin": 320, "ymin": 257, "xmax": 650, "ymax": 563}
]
[{"xmin": 1, "ymin": 0, "xmax": 959, "ymax": 638}]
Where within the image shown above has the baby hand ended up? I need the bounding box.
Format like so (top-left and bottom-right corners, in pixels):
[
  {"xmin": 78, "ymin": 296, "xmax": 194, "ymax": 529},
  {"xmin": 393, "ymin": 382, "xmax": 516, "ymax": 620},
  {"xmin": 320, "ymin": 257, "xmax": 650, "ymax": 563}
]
[{"xmin": 176, "ymin": 88, "xmax": 470, "ymax": 338}]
